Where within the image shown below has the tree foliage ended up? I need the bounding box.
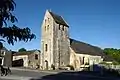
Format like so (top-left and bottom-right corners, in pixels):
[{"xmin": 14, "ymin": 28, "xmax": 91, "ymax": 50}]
[
  {"xmin": 0, "ymin": 0, "xmax": 36, "ymax": 46},
  {"xmin": 18, "ymin": 48, "xmax": 27, "ymax": 52},
  {"xmin": 103, "ymin": 48, "xmax": 120, "ymax": 64}
]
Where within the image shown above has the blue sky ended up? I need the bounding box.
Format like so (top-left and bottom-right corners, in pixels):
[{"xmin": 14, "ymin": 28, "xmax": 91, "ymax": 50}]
[{"xmin": 3, "ymin": 0, "xmax": 120, "ymax": 51}]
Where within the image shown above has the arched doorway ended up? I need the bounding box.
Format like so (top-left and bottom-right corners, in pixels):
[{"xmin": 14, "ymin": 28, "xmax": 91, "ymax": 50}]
[{"xmin": 45, "ymin": 60, "xmax": 48, "ymax": 70}]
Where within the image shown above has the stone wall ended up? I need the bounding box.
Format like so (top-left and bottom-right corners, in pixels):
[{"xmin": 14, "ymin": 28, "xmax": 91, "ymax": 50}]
[
  {"xmin": 52, "ymin": 19, "xmax": 70, "ymax": 68},
  {"xmin": 70, "ymin": 47, "xmax": 103, "ymax": 70},
  {"xmin": 4, "ymin": 51, "xmax": 12, "ymax": 67},
  {"xmin": 40, "ymin": 10, "xmax": 104, "ymax": 71},
  {"xmin": 69, "ymin": 47, "xmax": 80, "ymax": 70},
  {"xmin": 41, "ymin": 10, "xmax": 70, "ymax": 70},
  {"xmin": 0, "ymin": 48, "xmax": 12, "ymax": 67},
  {"xmin": 13, "ymin": 55, "xmax": 28, "ymax": 67},
  {"xmin": 28, "ymin": 51, "xmax": 40, "ymax": 69},
  {"xmin": 41, "ymin": 10, "xmax": 54, "ymax": 70}
]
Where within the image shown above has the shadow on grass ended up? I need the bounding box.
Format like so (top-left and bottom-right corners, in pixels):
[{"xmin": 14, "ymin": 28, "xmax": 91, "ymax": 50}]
[{"xmin": 30, "ymin": 65, "xmax": 120, "ymax": 80}]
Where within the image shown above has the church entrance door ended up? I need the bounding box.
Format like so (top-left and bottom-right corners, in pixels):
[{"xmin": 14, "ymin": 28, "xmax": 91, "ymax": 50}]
[{"xmin": 45, "ymin": 60, "xmax": 48, "ymax": 70}]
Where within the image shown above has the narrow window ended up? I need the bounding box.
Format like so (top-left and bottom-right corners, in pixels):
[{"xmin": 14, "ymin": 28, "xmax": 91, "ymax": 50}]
[
  {"xmin": 45, "ymin": 19, "xmax": 47, "ymax": 31},
  {"xmin": 45, "ymin": 44, "xmax": 48, "ymax": 51},
  {"xmin": 45, "ymin": 26, "xmax": 46, "ymax": 31},
  {"xmin": 35, "ymin": 54, "xmax": 38, "ymax": 60},
  {"xmin": 45, "ymin": 19, "xmax": 46, "ymax": 24},
  {"xmin": 62, "ymin": 25, "xmax": 64, "ymax": 31},
  {"xmin": 82, "ymin": 57, "xmax": 85, "ymax": 64},
  {"xmin": 59, "ymin": 24, "xmax": 60, "ymax": 30},
  {"xmin": 48, "ymin": 18, "xmax": 50, "ymax": 21}
]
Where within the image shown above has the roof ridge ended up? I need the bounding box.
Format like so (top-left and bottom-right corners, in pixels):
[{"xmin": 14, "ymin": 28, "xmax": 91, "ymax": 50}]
[
  {"xmin": 48, "ymin": 11, "xmax": 69, "ymax": 27},
  {"xmin": 70, "ymin": 38, "xmax": 103, "ymax": 56}
]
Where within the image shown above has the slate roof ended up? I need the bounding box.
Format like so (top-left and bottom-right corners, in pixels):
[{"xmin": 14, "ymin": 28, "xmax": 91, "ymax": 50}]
[
  {"xmin": 49, "ymin": 11, "xmax": 69, "ymax": 27},
  {"xmin": 70, "ymin": 38, "xmax": 104, "ymax": 56},
  {"xmin": 13, "ymin": 50, "xmax": 40, "ymax": 56},
  {"xmin": 1, "ymin": 47, "xmax": 8, "ymax": 51},
  {"xmin": 11, "ymin": 51, "xmax": 17, "ymax": 54}
]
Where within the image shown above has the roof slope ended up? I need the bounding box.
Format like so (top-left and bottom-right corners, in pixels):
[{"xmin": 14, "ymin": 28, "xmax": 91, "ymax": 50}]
[
  {"xmin": 13, "ymin": 50, "xmax": 39, "ymax": 56},
  {"xmin": 49, "ymin": 11, "xmax": 69, "ymax": 27},
  {"xmin": 70, "ymin": 38, "xmax": 104, "ymax": 56}
]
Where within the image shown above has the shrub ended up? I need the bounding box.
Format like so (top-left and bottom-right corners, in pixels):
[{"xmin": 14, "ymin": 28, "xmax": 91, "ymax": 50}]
[
  {"xmin": 112, "ymin": 61, "xmax": 120, "ymax": 65},
  {"xmin": 51, "ymin": 64, "xmax": 55, "ymax": 70},
  {"xmin": 66, "ymin": 65, "xmax": 74, "ymax": 70}
]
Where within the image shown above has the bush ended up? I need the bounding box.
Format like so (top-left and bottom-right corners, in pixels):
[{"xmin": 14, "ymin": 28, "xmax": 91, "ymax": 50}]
[
  {"xmin": 66, "ymin": 65, "xmax": 74, "ymax": 70},
  {"xmin": 51, "ymin": 64, "xmax": 55, "ymax": 70},
  {"xmin": 99, "ymin": 61, "xmax": 107, "ymax": 64},
  {"xmin": 112, "ymin": 61, "xmax": 120, "ymax": 65}
]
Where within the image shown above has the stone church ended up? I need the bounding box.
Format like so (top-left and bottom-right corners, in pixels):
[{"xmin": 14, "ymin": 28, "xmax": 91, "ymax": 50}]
[{"xmin": 41, "ymin": 10, "xmax": 104, "ymax": 70}]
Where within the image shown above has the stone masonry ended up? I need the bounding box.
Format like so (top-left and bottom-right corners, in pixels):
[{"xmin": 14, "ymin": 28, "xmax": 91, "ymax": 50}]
[
  {"xmin": 41, "ymin": 10, "xmax": 104, "ymax": 70},
  {"xmin": 41, "ymin": 10, "xmax": 70, "ymax": 70}
]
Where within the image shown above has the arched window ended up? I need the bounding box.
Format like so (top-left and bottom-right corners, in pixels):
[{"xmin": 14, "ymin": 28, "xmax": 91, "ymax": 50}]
[
  {"xmin": 45, "ymin": 44, "xmax": 48, "ymax": 51},
  {"xmin": 82, "ymin": 57, "xmax": 85, "ymax": 64},
  {"xmin": 35, "ymin": 54, "xmax": 38, "ymax": 60},
  {"xmin": 45, "ymin": 26, "xmax": 46, "ymax": 31},
  {"xmin": 44, "ymin": 19, "xmax": 47, "ymax": 31},
  {"xmin": 48, "ymin": 18, "xmax": 50, "ymax": 21},
  {"xmin": 62, "ymin": 25, "xmax": 64, "ymax": 31}
]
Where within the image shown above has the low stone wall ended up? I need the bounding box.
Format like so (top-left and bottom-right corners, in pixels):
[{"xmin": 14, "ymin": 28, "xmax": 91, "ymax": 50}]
[{"xmin": 98, "ymin": 64, "xmax": 120, "ymax": 70}]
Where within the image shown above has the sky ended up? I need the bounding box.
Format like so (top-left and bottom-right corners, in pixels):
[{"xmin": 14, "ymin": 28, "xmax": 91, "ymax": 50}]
[{"xmin": 3, "ymin": 0, "xmax": 120, "ymax": 51}]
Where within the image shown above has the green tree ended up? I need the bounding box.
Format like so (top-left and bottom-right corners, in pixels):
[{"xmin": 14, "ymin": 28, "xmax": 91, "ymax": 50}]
[
  {"xmin": 0, "ymin": 0, "xmax": 36, "ymax": 48},
  {"xmin": 18, "ymin": 48, "xmax": 27, "ymax": 52},
  {"xmin": 103, "ymin": 48, "xmax": 120, "ymax": 64}
]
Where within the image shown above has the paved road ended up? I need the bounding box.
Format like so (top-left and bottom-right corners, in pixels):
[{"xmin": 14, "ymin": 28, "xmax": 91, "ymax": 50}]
[
  {"xmin": 0, "ymin": 68, "xmax": 57, "ymax": 80},
  {"xmin": 0, "ymin": 68, "xmax": 120, "ymax": 80}
]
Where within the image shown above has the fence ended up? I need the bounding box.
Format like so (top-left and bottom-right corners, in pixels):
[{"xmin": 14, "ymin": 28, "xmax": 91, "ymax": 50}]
[{"xmin": 98, "ymin": 64, "xmax": 120, "ymax": 71}]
